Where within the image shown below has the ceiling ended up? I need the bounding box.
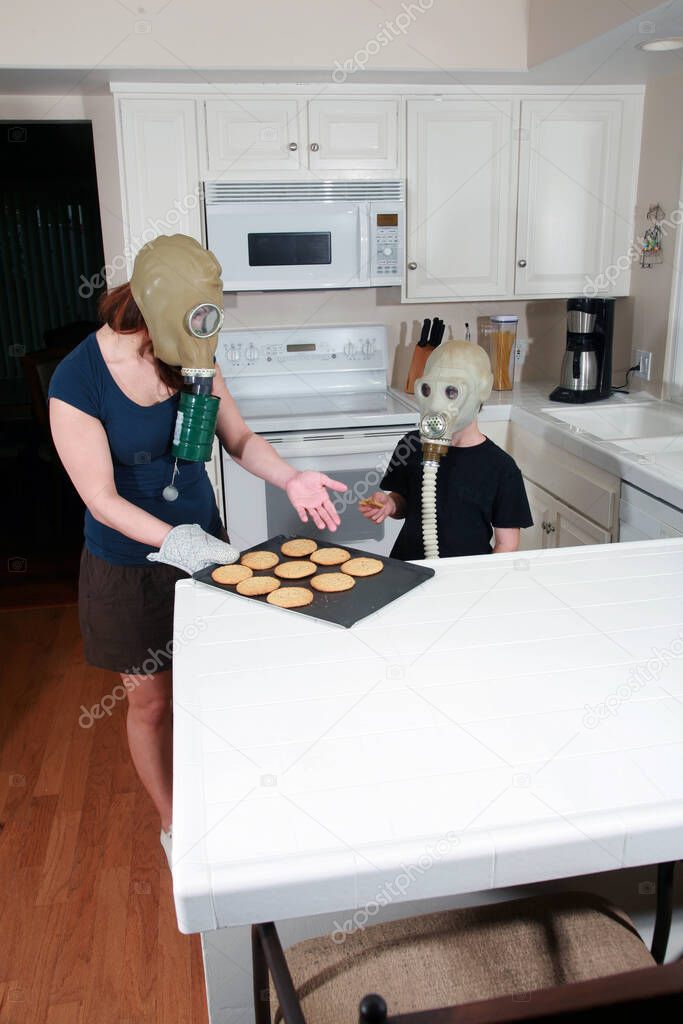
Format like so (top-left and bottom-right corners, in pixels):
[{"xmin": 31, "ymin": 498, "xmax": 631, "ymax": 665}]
[{"xmin": 0, "ymin": 0, "xmax": 682, "ymax": 95}]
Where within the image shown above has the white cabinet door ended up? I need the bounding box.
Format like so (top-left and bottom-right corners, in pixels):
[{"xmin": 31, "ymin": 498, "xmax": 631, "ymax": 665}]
[
  {"xmin": 118, "ymin": 98, "xmax": 202, "ymax": 268},
  {"xmin": 548, "ymin": 494, "xmax": 612, "ymax": 548},
  {"xmin": 520, "ymin": 479, "xmax": 611, "ymax": 551},
  {"xmin": 405, "ymin": 99, "xmax": 518, "ymax": 301},
  {"xmin": 306, "ymin": 99, "xmax": 399, "ymax": 175},
  {"xmin": 205, "ymin": 99, "xmax": 304, "ymax": 173},
  {"xmin": 518, "ymin": 478, "xmax": 550, "ymax": 552},
  {"xmin": 515, "ymin": 98, "xmax": 640, "ymax": 297}
]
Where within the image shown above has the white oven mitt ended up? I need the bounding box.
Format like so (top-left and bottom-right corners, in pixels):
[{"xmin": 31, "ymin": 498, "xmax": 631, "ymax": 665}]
[{"xmin": 147, "ymin": 524, "xmax": 239, "ymax": 575}]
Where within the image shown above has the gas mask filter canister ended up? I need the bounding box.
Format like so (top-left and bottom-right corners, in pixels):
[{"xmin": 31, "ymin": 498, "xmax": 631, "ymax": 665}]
[
  {"xmin": 414, "ymin": 340, "xmax": 494, "ymax": 558},
  {"xmin": 130, "ymin": 235, "xmax": 225, "ymax": 496}
]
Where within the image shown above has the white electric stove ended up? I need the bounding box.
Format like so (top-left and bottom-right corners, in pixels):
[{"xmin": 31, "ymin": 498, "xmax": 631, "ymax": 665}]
[{"xmin": 216, "ymin": 324, "xmax": 418, "ymax": 554}]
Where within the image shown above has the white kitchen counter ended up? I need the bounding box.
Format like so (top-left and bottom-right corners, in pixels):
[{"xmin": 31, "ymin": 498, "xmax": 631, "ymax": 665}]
[
  {"xmin": 477, "ymin": 383, "xmax": 683, "ymax": 512},
  {"xmin": 171, "ymin": 538, "xmax": 683, "ymax": 937}
]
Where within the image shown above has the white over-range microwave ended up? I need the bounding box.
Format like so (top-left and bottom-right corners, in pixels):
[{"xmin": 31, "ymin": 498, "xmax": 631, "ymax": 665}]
[{"xmin": 203, "ymin": 180, "xmax": 404, "ymax": 291}]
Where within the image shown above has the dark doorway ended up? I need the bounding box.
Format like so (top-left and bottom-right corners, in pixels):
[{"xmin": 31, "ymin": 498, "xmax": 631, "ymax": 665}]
[{"xmin": 0, "ymin": 121, "xmax": 105, "ymax": 607}]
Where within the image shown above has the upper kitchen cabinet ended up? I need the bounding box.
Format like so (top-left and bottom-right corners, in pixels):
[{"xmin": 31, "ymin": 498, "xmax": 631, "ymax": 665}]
[
  {"xmin": 204, "ymin": 97, "xmax": 399, "ymax": 178},
  {"xmin": 306, "ymin": 99, "xmax": 399, "ymax": 175},
  {"xmin": 405, "ymin": 99, "xmax": 518, "ymax": 301},
  {"xmin": 515, "ymin": 97, "xmax": 642, "ymax": 297},
  {"xmin": 205, "ymin": 98, "xmax": 305, "ymax": 174},
  {"xmin": 117, "ymin": 98, "xmax": 203, "ymax": 269}
]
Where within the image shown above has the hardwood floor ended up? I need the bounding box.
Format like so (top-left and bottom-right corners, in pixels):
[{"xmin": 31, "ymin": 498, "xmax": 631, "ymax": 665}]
[{"xmin": 0, "ymin": 604, "xmax": 208, "ymax": 1024}]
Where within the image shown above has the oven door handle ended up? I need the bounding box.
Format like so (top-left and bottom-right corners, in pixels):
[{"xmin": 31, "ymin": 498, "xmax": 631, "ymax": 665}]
[{"xmin": 267, "ymin": 433, "xmax": 410, "ymax": 459}]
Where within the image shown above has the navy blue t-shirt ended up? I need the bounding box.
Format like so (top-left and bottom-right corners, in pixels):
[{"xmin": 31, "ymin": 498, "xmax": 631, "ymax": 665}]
[
  {"xmin": 381, "ymin": 430, "xmax": 533, "ymax": 560},
  {"xmin": 48, "ymin": 332, "xmax": 222, "ymax": 565}
]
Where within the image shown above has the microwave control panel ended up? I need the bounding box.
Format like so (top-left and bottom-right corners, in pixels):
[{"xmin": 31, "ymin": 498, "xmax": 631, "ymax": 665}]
[{"xmin": 370, "ymin": 205, "xmax": 403, "ymax": 284}]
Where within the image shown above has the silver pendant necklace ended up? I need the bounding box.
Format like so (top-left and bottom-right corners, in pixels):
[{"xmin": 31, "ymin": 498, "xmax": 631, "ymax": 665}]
[{"xmin": 162, "ymin": 458, "xmax": 180, "ymax": 502}]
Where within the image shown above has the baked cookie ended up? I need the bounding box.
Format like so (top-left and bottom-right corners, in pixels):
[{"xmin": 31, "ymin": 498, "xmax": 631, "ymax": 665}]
[
  {"xmin": 310, "ymin": 546, "xmax": 350, "ymax": 566},
  {"xmin": 311, "ymin": 572, "xmax": 355, "ymax": 593},
  {"xmin": 267, "ymin": 587, "xmax": 313, "ymax": 609},
  {"xmin": 240, "ymin": 550, "xmax": 280, "ymax": 571},
  {"xmin": 211, "ymin": 564, "xmax": 253, "ymax": 585},
  {"xmin": 274, "ymin": 560, "xmax": 317, "ymax": 579},
  {"xmin": 281, "ymin": 538, "xmax": 318, "ymax": 557},
  {"xmin": 236, "ymin": 575, "xmax": 281, "ymax": 596},
  {"xmin": 341, "ymin": 556, "xmax": 384, "ymax": 577}
]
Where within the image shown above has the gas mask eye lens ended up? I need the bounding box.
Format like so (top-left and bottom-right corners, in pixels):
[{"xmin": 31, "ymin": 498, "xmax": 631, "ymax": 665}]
[
  {"xmin": 420, "ymin": 382, "xmax": 431, "ymax": 397},
  {"xmin": 185, "ymin": 303, "xmax": 225, "ymax": 339},
  {"xmin": 445, "ymin": 385, "xmax": 459, "ymax": 400}
]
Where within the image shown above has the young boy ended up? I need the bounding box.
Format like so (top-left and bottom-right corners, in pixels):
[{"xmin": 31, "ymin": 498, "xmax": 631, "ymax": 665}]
[{"xmin": 360, "ymin": 340, "xmax": 532, "ymax": 559}]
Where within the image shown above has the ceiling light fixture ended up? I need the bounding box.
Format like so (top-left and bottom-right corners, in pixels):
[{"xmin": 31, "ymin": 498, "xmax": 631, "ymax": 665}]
[{"xmin": 637, "ymin": 37, "xmax": 683, "ymax": 51}]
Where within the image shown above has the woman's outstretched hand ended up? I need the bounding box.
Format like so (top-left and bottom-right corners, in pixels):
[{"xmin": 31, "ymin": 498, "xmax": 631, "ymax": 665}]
[{"xmin": 285, "ymin": 471, "xmax": 347, "ymax": 532}]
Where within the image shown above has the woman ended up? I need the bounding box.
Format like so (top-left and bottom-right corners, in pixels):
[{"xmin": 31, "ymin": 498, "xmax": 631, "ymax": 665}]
[{"xmin": 49, "ymin": 236, "xmax": 345, "ymax": 864}]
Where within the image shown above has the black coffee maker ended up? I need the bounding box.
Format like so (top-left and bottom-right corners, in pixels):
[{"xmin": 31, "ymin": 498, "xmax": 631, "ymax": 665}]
[{"xmin": 549, "ymin": 297, "xmax": 615, "ymax": 404}]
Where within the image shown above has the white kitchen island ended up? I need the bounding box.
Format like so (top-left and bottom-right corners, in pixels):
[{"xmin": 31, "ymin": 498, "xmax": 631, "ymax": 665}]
[{"xmin": 171, "ymin": 539, "xmax": 683, "ymax": 1024}]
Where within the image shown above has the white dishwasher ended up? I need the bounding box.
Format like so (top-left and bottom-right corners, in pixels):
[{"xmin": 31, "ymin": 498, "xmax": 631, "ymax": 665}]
[{"xmin": 619, "ymin": 481, "xmax": 683, "ymax": 541}]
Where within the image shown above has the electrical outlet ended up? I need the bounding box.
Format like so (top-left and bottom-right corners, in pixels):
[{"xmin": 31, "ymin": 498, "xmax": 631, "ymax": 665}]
[{"xmin": 635, "ymin": 349, "xmax": 652, "ymax": 381}]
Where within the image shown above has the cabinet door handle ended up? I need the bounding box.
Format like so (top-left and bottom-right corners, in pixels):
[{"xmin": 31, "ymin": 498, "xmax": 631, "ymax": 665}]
[
  {"xmin": 310, "ymin": 142, "xmax": 320, "ymax": 152},
  {"xmin": 408, "ymin": 261, "xmax": 418, "ymax": 270},
  {"xmin": 518, "ymin": 258, "xmax": 527, "ymax": 267},
  {"xmin": 288, "ymin": 142, "xmax": 298, "ymax": 151}
]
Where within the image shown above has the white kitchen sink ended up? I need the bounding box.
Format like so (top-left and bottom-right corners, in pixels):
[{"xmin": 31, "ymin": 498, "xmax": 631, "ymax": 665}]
[{"xmin": 542, "ymin": 403, "xmax": 683, "ymax": 440}]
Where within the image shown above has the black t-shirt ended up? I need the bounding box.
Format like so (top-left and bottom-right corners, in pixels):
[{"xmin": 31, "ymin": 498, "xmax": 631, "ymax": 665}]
[{"xmin": 381, "ymin": 430, "xmax": 533, "ymax": 560}]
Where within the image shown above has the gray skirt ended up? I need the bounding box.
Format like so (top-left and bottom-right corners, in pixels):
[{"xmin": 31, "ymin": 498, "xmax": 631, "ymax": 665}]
[{"xmin": 78, "ymin": 545, "xmax": 189, "ymax": 675}]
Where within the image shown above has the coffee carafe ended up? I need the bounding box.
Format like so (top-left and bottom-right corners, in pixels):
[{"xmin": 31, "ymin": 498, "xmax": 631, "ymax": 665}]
[{"xmin": 550, "ymin": 297, "xmax": 615, "ymax": 404}]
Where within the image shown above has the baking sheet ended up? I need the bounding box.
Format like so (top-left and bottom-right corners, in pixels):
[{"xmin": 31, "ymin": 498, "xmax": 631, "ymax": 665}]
[{"xmin": 192, "ymin": 534, "xmax": 435, "ymax": 628}]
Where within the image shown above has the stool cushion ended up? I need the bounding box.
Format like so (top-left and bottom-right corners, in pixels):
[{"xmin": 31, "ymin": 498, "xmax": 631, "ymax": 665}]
[{"xmin": 271, "ymin": 892, "xmax": 654, "ymax": 1024}]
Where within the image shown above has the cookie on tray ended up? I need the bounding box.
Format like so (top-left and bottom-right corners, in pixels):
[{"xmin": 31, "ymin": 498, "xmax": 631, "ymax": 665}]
[
  {"xmin": 211, "ymin": 564, "xmax": 253, "ymax": 585},
  {"xmin": 281, "ymin": 538, "xmax": 318, "ymax": 557},
  {"xmin": 274, "ymin": 560, "xmax": 317, "ymax": 579},
  {"xmin": 236, "ymin": 575, "xmax": 281, "ymax": 596},
  {"xmin": 341, "ymin": 557, "xmax": 384, "ymax": 577},
  {"xmin": 267, "ymin": 587, "xmax": 313, "ymax": 609},
  {"xmin": 310, "ymin": 546, "xmax": 350, "ymax": 566},
  {"xmin": 311, "ymin": 572, "xmax": 355, "ymax": 593},
  {"xmin": 240, "ymin": 550, "xmax": 280, "ymax": 571}
]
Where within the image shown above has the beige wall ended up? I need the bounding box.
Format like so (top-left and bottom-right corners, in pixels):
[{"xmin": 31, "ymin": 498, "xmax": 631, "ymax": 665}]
[
  {"xmin": 218, "ymin": 288, "xmax": 572, "ymax": 390},
  {"xmin": 1, "ymin": 1, "xmax": 528, "ymax": 73},
  {"xmin": 626, "ymin": 68, "xmax": 683, "ymax": 397},
  {"xmin": 527, "ymin": 0, "xmax": 661, "ymax": 67}
]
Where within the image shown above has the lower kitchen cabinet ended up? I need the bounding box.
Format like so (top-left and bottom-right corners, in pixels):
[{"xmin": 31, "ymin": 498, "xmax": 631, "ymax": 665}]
[{"xmin": 520, "ymin": 478, "xmax": 611, "ymax": 551}]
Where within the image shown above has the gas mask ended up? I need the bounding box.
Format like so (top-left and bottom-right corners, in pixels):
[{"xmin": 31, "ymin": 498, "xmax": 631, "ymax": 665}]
[
  {"xmin": 414, "ymin": 341, "xmax": 493, "ymax": 558},
  {"xmin": 130, "ymin": 234, "xmax": 225, "ymax": 465}
]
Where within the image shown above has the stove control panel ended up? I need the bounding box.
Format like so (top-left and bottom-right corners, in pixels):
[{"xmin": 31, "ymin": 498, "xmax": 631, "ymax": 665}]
[{"xmin": 217, "ymin": 324, "xmax": 388, "ymax": 373}]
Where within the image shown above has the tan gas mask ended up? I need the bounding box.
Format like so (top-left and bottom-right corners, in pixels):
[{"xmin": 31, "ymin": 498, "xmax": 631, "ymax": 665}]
[
  {"xmin": 415, "ymin": 341, "xmax": 493, "ymax": 557},
  {"xmin": 130, "ymin": 234, "xmax": 225, "ymax": 464},
  {"xmin": 416, "ymin": 341, "xmax": 493, "ymax": 457}
]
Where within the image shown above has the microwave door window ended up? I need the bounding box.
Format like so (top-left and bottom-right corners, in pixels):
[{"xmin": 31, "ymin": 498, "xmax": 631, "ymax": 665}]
[
  {"xmin": 248, "ymin": 232, "xmax": 331, "ymax": 267},
  {"xmin": 215, "ymin": 202, "xmax": 361, "ymax": 288}
]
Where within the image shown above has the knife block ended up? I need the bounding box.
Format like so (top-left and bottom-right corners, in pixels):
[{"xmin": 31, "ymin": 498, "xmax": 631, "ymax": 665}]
[{"xmin": 405, "ymin": 344, "xmax": 436, "ymax": 394}]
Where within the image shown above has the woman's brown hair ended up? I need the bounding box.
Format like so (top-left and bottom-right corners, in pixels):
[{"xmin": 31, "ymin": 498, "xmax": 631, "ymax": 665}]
[{"xmin": 97, "ymin": 283, "xmax": 184, "ymax": 392}]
